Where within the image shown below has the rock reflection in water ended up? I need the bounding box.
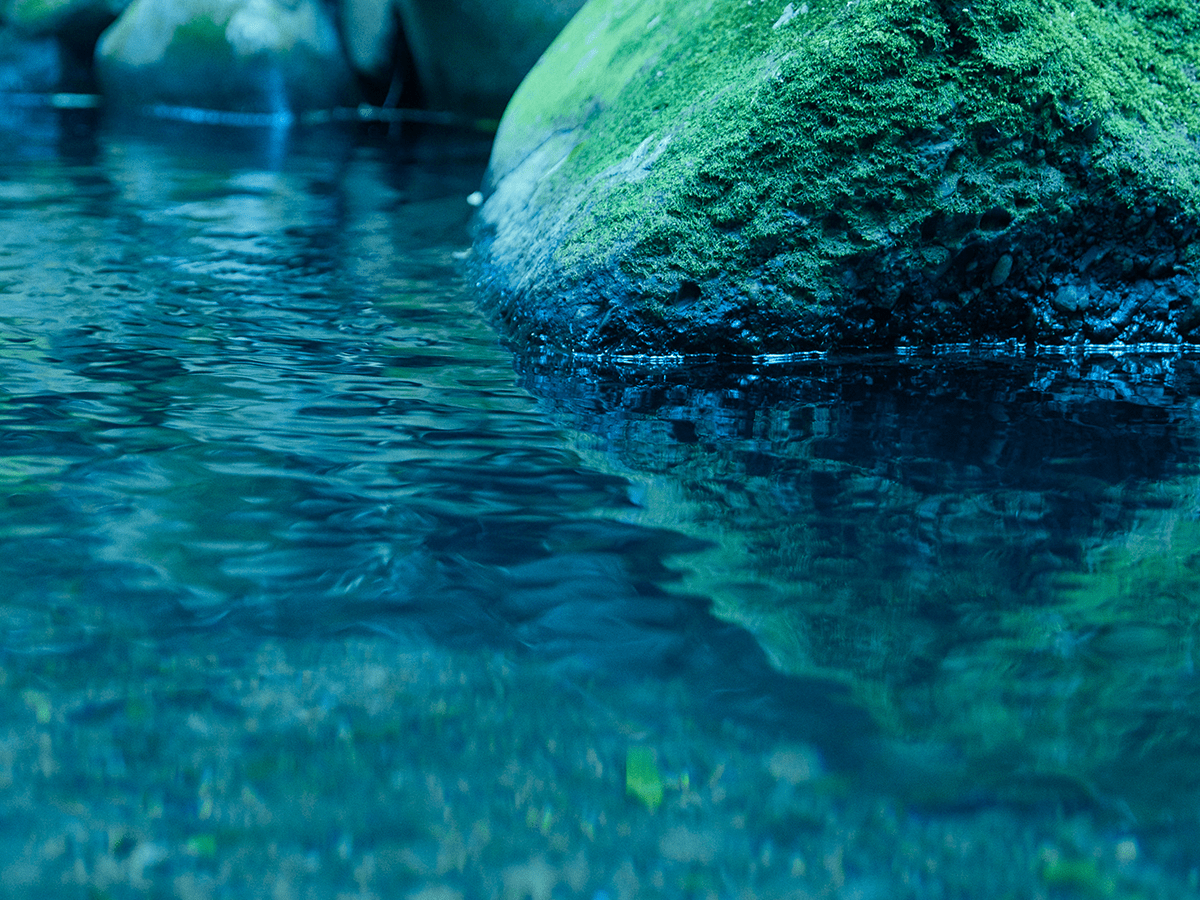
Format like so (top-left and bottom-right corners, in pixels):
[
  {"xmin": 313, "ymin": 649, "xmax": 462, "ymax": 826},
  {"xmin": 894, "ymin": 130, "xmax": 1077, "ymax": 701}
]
[{"xmin": 518, "ymin": 349, "xmax": 1200, "ymax": 820}]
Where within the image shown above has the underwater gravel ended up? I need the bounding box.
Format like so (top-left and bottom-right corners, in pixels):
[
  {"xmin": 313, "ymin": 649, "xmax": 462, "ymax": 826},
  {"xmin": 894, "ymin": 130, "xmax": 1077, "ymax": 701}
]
[{"xmin": 0, "ymin": 635, "xmax": 1195, "ymax": 899}]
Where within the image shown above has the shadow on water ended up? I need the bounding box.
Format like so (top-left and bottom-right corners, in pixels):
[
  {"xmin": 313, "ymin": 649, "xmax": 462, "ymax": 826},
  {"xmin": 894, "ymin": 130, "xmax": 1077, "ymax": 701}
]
[{"xmin": 516, "ymin": 348, "xmax": 1200, "ymax": 827}]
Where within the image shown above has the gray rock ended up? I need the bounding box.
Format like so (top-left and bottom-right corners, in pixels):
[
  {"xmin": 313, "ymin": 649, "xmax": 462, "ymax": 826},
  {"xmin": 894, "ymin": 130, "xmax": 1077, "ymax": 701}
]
[
  {"xmin": 4, "ymin": 0, "xmax": 128, "ymax": 39},
  {"xmin": 336, "ymin": 0, "xmax": 397, "ymax": 83},
  {"xmin": 393, "ymin": 0, "xmax": 585, "ymax": 119},
  {"xmin": 4, "ymin": 0, "xmax": 128, "ymax": 89},
  {"xmin": 1051, "ymin": 285, "xmax": 1090, "ymax": 314},
  {"xmin": 94, "ymin": 0, "xmax": 358, "ymax": 115},
  {"xmin": 476, "ymin": 0, "xmax": 1200, "ymax": 355}
]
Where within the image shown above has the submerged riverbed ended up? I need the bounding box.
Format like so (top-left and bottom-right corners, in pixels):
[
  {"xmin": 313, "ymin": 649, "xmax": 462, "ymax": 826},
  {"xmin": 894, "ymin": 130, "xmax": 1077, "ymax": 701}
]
[{"xmin": 1, "ymin": 106, "xmax": 1199, "ymax": 897}]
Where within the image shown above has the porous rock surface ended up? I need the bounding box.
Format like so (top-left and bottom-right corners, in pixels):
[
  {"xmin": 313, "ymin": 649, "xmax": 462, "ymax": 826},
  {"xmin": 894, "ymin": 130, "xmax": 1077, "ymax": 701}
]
[{"xmin": 477, "ymin": 0, "xmax": 1200, "ymax": 355}]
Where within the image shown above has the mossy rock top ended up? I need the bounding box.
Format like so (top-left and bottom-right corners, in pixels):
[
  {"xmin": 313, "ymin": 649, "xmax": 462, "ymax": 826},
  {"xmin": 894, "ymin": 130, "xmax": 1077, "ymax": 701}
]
[{"xmin": 477, "ymin": 0, "xmax": 1200, "ymax": 355}]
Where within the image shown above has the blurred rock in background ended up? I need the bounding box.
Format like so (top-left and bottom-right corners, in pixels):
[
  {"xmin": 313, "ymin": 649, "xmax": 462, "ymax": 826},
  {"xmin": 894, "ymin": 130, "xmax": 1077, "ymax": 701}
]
[
  {"xmin": 0, "ymin": 27, "xmax": 63, "ymax": 92},
  {"xmin": 393, "ymin": 0, "xmax": 585, "ymax": 119},
  {"xmin": 337, "ymin": 0, "xmax": 412, "ymax": 106},
  {"xmin": 93, "ymin": 0, "xmax": 358, "ymax": 115},
  {"xmin": 5, "ymin": 0, "xmax": 127, "ymax": 40},
  {"xmin": 0, "ymin": 0, "xmax": 586, "ymax": 118},
  {"xmin": 2, "ymin": 0, "xmax": 129, "ymax": 91}
]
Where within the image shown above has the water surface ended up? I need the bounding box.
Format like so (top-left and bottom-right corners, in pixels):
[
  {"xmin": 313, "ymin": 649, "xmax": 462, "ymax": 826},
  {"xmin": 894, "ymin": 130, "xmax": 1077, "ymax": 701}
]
[{"xmin": 1, "ymin": 106, "xmax": 1199, "ymax": 896}]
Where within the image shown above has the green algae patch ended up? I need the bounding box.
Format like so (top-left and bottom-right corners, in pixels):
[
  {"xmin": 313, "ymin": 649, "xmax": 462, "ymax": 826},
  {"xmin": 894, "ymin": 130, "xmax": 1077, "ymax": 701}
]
[
  {"xmin": 478, "ymin": 0, "xmax": 1200, "ymax": 355},
  {"xmin": 624, "ymin": 745, "xmax": 664, "ymax": 811},
  {"xmin": 1039, "ymin": 850, "xmax": 1120, "ymax": 898}
]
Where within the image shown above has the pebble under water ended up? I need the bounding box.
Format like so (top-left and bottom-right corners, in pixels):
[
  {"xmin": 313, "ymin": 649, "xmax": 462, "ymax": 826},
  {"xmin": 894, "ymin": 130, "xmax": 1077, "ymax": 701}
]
[{"xmin": 1, "ymin": 107, "xmax": 1200, "ymax": 897}]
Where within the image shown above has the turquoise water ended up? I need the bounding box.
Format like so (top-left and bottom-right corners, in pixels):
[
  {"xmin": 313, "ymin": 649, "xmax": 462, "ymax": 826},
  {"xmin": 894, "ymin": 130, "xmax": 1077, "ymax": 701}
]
[{"xmin": 1, "ymin": 107, "xmax": 1199, "ymax": 896}]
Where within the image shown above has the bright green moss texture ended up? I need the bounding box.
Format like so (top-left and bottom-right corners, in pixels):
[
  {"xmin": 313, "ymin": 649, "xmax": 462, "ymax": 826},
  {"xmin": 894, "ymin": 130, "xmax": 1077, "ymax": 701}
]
[{"xmin": 483, "ymin": 0, "xmax": 1200, "ymax": 352}]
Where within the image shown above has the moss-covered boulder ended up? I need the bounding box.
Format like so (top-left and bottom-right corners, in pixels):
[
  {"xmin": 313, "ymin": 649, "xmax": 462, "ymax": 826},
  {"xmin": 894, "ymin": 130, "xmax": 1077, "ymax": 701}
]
[
  {"xmin": 477, "ymin": 0, "xmax": 1200, "ymax": 355},
  {"xmin": 94, "ymin": 0, "xmax": 357, "ymax": 115}
]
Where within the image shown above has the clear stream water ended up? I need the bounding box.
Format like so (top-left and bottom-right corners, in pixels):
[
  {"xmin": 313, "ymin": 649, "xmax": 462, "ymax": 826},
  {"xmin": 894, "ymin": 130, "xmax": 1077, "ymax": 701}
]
[{"xmin": 2, "ymin": 107, "xmax": 1200, "ymax": 896}]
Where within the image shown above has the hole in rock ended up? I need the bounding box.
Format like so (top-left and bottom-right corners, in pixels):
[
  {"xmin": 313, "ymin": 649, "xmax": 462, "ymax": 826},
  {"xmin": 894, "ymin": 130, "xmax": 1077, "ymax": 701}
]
[{"xmin": 980, "ymin": 207, "xmax": 1014, "ymax": 231}]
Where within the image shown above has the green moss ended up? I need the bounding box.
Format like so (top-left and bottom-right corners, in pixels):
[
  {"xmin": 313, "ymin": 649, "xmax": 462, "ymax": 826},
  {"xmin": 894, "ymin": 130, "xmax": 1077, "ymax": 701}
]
[
  {"xmin": 486, "ymin": 0, "xmax": 1200, "ymax": 350},
  {"xmin": 168, "ymin": 15, "xmax": 238, "ymax": 65},
  {"xmin": 624, "ymin": 745, "xmax": 664, "ymax": 811}
]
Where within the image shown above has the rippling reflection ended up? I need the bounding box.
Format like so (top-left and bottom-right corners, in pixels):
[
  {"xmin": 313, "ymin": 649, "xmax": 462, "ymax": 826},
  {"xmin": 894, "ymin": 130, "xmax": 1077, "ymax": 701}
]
[
  {"xmin": 0, "ymin": 117, "xmax": 611, "ymax": 638},
  {"xmin": 0, "ymin": 110, "xmax": 875, "ymax": 771}
]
